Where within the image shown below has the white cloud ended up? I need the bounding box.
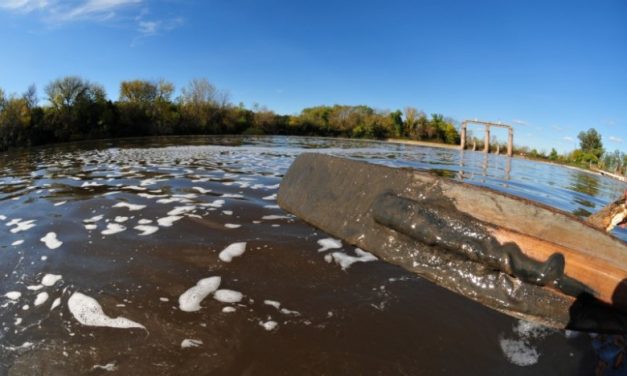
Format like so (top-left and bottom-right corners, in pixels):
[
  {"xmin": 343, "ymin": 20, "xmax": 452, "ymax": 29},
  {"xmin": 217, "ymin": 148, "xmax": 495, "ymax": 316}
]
[
  {"xmin": 57, "ymin": 0, "xmax": 142, "ymax": 21},
  {"xmin": 138, "ymin": 20, "xmax": 157, "ymax": 34},
  {"xmin": 512, "ymin": 119, "xmax": 526, "ymax": 126},
  {"xmin": 609, "ymin": 136, "xmax": 624, "ymax": 143},
  {"xmin": 0, "ymin": 0, "xmax": 49, "ymax": 12},
  {"xmin": 0, "ymin": 0, "xmax": 142, "ymax": 21},
  {"xmin": 136, "ymin": 16, "xmax": 183, "ymax": 36},
  {"xmin": 562, "ymin": 136, "xmax": 575, "ymax": 143}
]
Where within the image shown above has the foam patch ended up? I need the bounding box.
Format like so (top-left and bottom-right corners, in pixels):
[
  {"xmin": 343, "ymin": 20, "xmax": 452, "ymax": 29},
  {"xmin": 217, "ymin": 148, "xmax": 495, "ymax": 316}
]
[
  {"xmin": 68, "ymin": 292, "xmax": 145, "ymax": 329},
  {"xmin": 219, "ymin": 242, "xmax": 247, "ymax": 262},
  {"xmin": 178, "ymin": 276, "xmax": 221, "ymax": 312}
]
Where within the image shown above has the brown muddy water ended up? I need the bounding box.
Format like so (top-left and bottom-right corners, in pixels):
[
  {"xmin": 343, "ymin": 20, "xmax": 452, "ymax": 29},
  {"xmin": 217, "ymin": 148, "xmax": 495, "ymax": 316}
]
[{"xmin": 0, "ymin": 136, "xmax": 625, "ymax": 375}]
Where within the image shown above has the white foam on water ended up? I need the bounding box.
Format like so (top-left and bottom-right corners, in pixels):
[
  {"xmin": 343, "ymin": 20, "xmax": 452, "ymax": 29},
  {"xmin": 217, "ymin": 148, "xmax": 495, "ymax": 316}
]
[
  {"xmin": 83, "ymin": 215, "xmax": 103, "ymax": 223},
  {"xmin": 264, "ymin": 300, "xmax": 281, "ymax": 309},
  {"xmin": 0, "ymin": 215, "xmax": 6, "ymax": 221},
  {"xmin": 114, "ymin": 216, "xmax": 129, "ymax": 223},
  {"xmin": 85, "ymin": 224, "xmax": 97, "ymax": 230},
  {"xmin": 330, "ymin": 249, "xmax": 377, "ymax": 270},
  {"xmin": 22, "ymin": 304, "xmax": 29, "ymax": 310},
  {"xmin": 135, "ymin": 225, "xmax": 159, "ymax": 236},
  {"xmin": 101, "ymin": 223, "xmax": 126, "ymax": 235},
  {"xmin": 140, "ymin": 178, "xmax": 166, "ymax": 186},
  {"xmin": 222, "ymin": 306, "xmax": 236, "ymax": 313},
  {"xmin": 202, "ymin": 199, "xmax": 225, "ymax": 208},
  {"xmin": 181, "ymin": 339, "xmax": 203, "ymax": 348},
  {"xmin": 221, "ymin": 193, "xmax": 243, "ymax": 198},
  {"xmin": 10, "ymin": 219, "xmax": 36, "ymax": 234},
  {"xmin": 138, "ymin": 219, "xmax": 153, "ymax": 225},
  {"xmin": 222, "ymin": 210, "xmax": 233, "ymax": 215},
  {"xmin": 11, "ymin": 240, "xmax": 24, "ymax": 246},
  {"xmin": 113, "ymin": 202, "xmax": 146, "ymax": 211},
  {"xmin": 317, "ymin": 238, "xmax": 342, "ymax": 252},
  {"xmin": 324, "ymin": 254, "xmax": 333, "ymax": 263},
  {"xmin": 42, "ymin": 274, "xmax": 62, "ymax": 286},
  {"xmin": 224, "ymin": 223, "xmax": 241, "ymax": 229},
  {"xmin": 92, "ymin": 363, "xmax": 117, "ymax": 372},
  {"xmin": 137, "ymin": 193, "xmax": 168, "ymax": 199},
  {"xmin": 50, "ymin": 297, "xmax": 61, "ymax": 311},
  {"xmin": 214, "ymin": 289, "xmax": 243, "ymax": 303},
  {"xmin": 499, "ymin": 339, "xmax": 540, "ymax": 367},
  {"xmin": 280, "ymin": 308, "xmax": 300, "ymax": 316},
  {"xmin": 260, "ymin": 320, "xmax": 278, "ymax": 331},
  {"xmin": 40, "ymin": 232, "xmax": 63, "ymax": 249},
  {"xmin": 15, "ymin": 317, "xmax": 22, "ymax": 325},
  {"xmin": 123, "ymin": 185, "xmax": 146, "ymax": 191},
  {"xmin": 54, "ymin": 201, "xmax": 67, "ymax": 206},
  {"xmin": 167, "ymin": 206, "xmax": 196, "ymax": 216},
  {"xmin": 219, "ymin": 242, "xmax": 247, "ymax": 262},
  {"xmin": 263, "ymin": 205, "xmax": 280, "ymax": 209},
  {"xmin": 192, "ymin": 187, "xmax": 212, "ymax": 194},
  {"xmin": 34, "ymin": 292, "xmax": 49, "ymax": 306},
  {"xmin": 6, "ymin": 218, "xmax": 22, "ymax": 226},
  {"xmin": 157, "ymin": 197, "xmax": 191, "ymax": 204},
  {"xmin": 68, "ymin": 292, "xmax": 145, "ymax": 329},
  {"xmin": 174, "ymin": 193, "xmax": 198, "ymax": 199},
  {"xmin": 178, "ymin": 276, "xmax": 221, "ymax": 312},
  {"xmin": 5, "ymin": 291, "xmax": 21, "ymax": 300},
  {"xmin": 157, "ymin": 216, "xmax": 182, "ymax": 227},
  {"xmin": 262, "ymin": 194, "xmax": 277, "ymax": 201},
  {"xmin": 81, "ymin": 181, "xmax": 103, "ymax": 187},
  {"xmin": 261, "ymin": 215, "xmax": 291, "ymax": 220},
  {"xmin": 499, "ymin": 320, "xmax": 552, "ymax": 367},
  {"xmin": 159, "ymin": 297, "xmax": 169, "ymax": 302},
  {"xmin": 27, "ymin": 285, "xmax": 43, "ymax": 291}
]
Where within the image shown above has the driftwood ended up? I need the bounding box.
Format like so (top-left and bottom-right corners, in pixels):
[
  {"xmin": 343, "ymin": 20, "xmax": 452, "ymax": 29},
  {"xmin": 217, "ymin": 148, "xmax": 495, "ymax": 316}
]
[{"xmin": 587, "ymin": 191, "xmax": 627, "ymax": 232}]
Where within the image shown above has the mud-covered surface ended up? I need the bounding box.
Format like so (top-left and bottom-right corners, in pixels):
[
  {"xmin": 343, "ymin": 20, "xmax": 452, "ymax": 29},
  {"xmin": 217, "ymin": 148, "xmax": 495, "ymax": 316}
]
[{"xmin": 0, "ymin": 136, "xmax": 625, "ymax": 375}]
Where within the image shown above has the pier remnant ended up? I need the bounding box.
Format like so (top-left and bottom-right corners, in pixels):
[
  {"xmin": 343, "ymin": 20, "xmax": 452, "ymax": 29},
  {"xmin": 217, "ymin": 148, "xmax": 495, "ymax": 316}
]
[{"xmin": 460, "ymin": 120, "xmax": 514, "ymax": 157}]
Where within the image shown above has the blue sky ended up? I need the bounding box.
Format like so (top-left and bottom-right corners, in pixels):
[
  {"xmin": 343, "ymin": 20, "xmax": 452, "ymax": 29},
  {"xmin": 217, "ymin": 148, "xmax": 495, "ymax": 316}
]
[{"xmin": 0, "ymin": 0, "xmax": 625, "ymax": 153}]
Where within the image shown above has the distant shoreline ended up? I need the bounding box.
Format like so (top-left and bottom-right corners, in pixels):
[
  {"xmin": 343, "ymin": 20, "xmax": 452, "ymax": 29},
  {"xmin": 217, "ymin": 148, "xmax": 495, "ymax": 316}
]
[{"xmin": 385, "ymin": 137, "xmax": 626, "ymax": 184}]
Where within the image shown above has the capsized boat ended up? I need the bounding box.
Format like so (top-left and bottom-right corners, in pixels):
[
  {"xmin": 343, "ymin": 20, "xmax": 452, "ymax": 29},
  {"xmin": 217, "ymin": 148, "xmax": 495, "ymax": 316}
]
[{"xmin": 278, "ymin": 153, "xmax": 627, "ymax": 333}]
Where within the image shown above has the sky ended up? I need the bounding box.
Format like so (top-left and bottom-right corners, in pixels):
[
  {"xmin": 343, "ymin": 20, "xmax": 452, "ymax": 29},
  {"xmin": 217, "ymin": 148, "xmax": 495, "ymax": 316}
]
[{"xmin": 0, "ymin": 0, "xmax": 625, "ymax": 153}]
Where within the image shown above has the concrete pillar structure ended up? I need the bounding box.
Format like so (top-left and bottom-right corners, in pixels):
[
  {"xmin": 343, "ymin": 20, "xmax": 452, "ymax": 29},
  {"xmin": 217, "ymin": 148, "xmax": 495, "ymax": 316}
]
[{"xmin": 459, "ymin": 120, "xmax": 514, "ymax": 156}]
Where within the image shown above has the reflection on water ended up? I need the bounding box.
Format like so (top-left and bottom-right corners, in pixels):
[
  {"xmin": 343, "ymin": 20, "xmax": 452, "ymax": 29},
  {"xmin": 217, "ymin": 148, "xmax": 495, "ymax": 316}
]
[
  {"xmin": 0, "ymin": 135, "xmax": 624, "ymax": 375},
  {"xmin": 570, "ymin": 171, "xmax": 601, "ymax": 197}
]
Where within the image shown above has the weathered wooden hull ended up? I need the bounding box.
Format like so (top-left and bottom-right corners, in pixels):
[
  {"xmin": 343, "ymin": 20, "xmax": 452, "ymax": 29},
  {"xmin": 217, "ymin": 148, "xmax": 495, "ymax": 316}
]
[{"xmin": 278, "ymin": 153, "xmax": 627, "ymax": 333}]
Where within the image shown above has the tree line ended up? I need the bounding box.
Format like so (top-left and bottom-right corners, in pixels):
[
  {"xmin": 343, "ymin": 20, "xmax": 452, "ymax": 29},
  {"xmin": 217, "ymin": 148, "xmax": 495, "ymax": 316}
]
[
  {"xmin": 0, "ymin": 76, "xmax": 460, "ymax": 151},
  {"xmin": 1, "ymin": 76, "xmax": 623, "ymax": 177},
  {"xmin": 499, "ymin": 128, "xmax": 625, "ymax": 176}
]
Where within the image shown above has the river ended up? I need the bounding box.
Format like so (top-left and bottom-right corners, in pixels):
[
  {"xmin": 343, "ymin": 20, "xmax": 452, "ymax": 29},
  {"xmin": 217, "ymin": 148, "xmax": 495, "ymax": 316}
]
[{"xmin": 0, "ymin": 136, "xmax": 625, "ymax": 375}]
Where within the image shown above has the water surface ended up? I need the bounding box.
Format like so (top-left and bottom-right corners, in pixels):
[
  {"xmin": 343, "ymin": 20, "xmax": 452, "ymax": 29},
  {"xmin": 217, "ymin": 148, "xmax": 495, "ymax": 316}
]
[{"xmin": 0, "ymin": 136, "xmax": 624, "ymax": 375}]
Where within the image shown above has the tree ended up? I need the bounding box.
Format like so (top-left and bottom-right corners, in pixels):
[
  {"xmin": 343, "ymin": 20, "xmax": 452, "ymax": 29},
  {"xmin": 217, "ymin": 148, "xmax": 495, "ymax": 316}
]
[
  {"xmin": 577, "ymin": 128, "xmax": 604, "ymax": 159},
  {"xmin": 119, "ymin": 80, "xmax": 158, "ymax": 104},
  {"xmin": 45, "ymin": 76, "xmax": 96, "ymax": 110},
  {"xmin": 549, "ymin": 148, "xmax": 559, "ymax": 161},
  {"xmin": 180, "ymin": 78, "xmax": 219, "ymax": 107},
  {"xmin": 403, "ymin": 107, "xmax": 418, "ymax": 137},
  {"xmin": 389, "ymin": 110, "xmax": 403, "ymax": 137}
]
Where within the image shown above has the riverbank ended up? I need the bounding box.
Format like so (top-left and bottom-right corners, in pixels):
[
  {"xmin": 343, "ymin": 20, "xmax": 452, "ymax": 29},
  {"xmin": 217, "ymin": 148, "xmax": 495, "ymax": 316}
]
[{"xmin": 386, "ymin": 137, "xmax": 627, "ymax": 184}]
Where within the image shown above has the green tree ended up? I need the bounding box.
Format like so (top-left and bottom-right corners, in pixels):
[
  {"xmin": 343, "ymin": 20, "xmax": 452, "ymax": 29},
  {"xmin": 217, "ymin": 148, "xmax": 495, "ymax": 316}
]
[
  {"xmin": 577, "ymin": 128, "xmax": 604, "ymax": 159},
  {"xmin": 549, "ymin": 148, "xmax": 559, "ymax": 161}
]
